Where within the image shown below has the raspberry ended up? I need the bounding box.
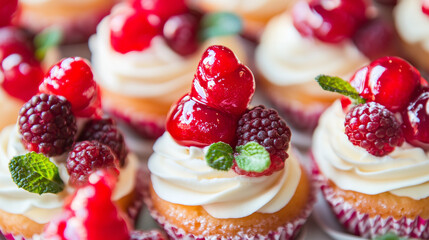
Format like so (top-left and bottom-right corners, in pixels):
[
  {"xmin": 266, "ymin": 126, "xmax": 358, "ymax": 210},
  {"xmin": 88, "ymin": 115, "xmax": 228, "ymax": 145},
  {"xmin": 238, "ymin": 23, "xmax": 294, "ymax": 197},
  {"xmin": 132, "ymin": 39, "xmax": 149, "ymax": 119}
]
[
  {"xmin": 345, "ymin": 102, "xmax": 404, "ymax": 156},
  {"xmin": 80, "ymin": 118, "xmax": 128, "ymax": 166},
  {"xmin": 18, "ymin": 94, "xmax": 77, "ymax": 156},
  {"xmin": 234, "ymin": 106, "xmax": 291, "ymax": 177},
  {"xmin": 67, "ymin": 141, "xmax": 120, "ymax": 187}
]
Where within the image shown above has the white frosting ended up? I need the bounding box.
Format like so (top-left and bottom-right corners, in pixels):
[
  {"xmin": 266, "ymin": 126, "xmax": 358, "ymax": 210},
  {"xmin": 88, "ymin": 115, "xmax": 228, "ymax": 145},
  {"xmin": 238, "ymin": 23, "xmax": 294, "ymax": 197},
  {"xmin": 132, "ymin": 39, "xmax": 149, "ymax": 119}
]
[
  {"xmin": 89, "ymin": 4, "xmax": 245, "ymax": 104},
  {"xmin": 313, "ymin": 101, "xmax": 429, "ymax": 200},
  {"xmin": 394, "ymin": 0, "xmax": 429, "ymax": 52},
  {"xmin": 255, "ymin": 13, "xmax": 368, "ymax": 88},
  {"xmin": 148, "ymin": 133, "xmax": 302, "ymax": 219},
  {"xmin": 0, "ymin": 125, "xmax": 138, "ymax": 224}
]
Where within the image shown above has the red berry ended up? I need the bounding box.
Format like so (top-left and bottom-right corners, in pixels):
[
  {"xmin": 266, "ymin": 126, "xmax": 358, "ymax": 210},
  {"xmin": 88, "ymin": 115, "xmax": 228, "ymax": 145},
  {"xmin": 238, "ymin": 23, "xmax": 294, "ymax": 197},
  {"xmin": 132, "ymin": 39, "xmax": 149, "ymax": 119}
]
[
  {"xmin": 292, "ymin": 0, "xmax": 368, "ymax": 43},
  {"xmin": 66, "ymin": 141, "xmax": 120, "ymax": 187},
  {"xmin": 0, "ymin": 27, "xmax": 44, "ymax": 102},
  {"xmin": 352, "ymin": 18, "xmax": 395, "ymax": 60},
  {"xmin": 40, "ymin": 57, "xmax": 101, "ymax": 118},
  {"xmin": 80, "ymin": 118, "xmax": 128, "ymax": 166},
  {"xmin": 349, "ymin": 57, "xmax": 421, "ymax": 112},
  {"xmin": 191, "ymin": 45, "xmax": 255, "ymax": 116},
  {"xmin": 109, "ymin": 6, "xmax": 161, "ymax": 54},
  {"xmin": 163, "ymin": 12, "xmax": 200, "ymax": 56},
  {"xmin": 0, "ymin": 0, "xmax": 18, "ymax": 27},
  {"xmin": 423, "ymin": 0, "xmax": 429, "ymax": 16},
  {"xmin": 18, "ymin": 94, "xmax": 77, "ymax": 156},
  {"xmin": 130, "ymin": 0, "xmax": 187, "ymax": 21},
  {"xmin": 166, "ymin": 94, "xmax": 237, "ymax": 147},
  {"xmin": 345, "ymin": 102, "xmax": 404, "ymax": 156},
  {"xmin": 401, "ymin": 88, "xmax": 429, "ymax": 149},
  {"xmin": 233, "ymin": 106, "xmax": 291, "ymax": 177},
  {"xmin": 44, "ymin": 171, "xmax": 129, "ymax": 240}
]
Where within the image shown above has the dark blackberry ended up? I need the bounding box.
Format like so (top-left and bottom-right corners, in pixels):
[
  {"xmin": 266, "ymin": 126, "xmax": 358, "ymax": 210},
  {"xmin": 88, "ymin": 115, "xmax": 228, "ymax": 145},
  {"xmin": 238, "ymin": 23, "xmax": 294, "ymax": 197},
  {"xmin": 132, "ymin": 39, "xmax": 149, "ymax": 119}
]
[
  {"xmin": 80, "ymin": 118, "xmax": 127, "ymax": 166},
  {"xmin": 18, "ymin": 93, "xmax": 77, "ymax": 156}
]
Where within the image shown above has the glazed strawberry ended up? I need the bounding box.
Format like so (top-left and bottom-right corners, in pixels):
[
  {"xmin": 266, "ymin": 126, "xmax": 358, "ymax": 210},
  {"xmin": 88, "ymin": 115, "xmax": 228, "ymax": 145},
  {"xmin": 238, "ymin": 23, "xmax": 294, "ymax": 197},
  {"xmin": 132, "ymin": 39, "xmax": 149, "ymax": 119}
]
[
  {"xmin": 44, "ymin": 171, "xmax": 129, "ymax": 240},
  {"xmin": 0, "ymin": 27, "xmax": 44, "ymax": 102},
  {"xmin": 109, "ymin": 6, "xmax": 161, "ymax": 54},
  {"xmin": 0, "ymin": 0, "xmax": 18, "ymax": 27},
  {"xmin": 233, "ymin": 106, "xmax": 291, "ymax": 177},
  {"xmin": 130, "ymin": 0, "xmax": 187, "ymax": 21},
  {"xmin": 292, "ymin": 0, "xmax": 368, "ymax": 43},
  {"xmin": 163, "ymin": 12, "xmax": 200, "ymax": 56},
  {"xmin": 401, "ymin": 88, "xmax": 429, "ymax": 149},
  {"xmin": 19, "ymin": 94, "xmax": 77, "ymax": 156},
  {"xmin": 40, "ymin": 57, "xmax": 102, "ymax": 118},
  {"xmin": 345, "ymin": 102, "xmax": 404, "ymax": 156},
  {"xmin": 423, "ymin": 0, "xmax": 429, "ymax": 16},
  {"xmin": 191, "ymin": 45, "xmax": 255, "ymax": 116},
  {"xmin": 67, "ymin": 141, "xmax": 120, "ymax": 187},
  {"xmin": 349, "ymin": 57, "xmax": 421, "ymax": 112},
  {"xmin": 80, "ymin": 118, "xmax": 128, "ymax": 166},
  {"xmin": 166, "ymin": 94, "xmax": 237, "ymax": 147}
]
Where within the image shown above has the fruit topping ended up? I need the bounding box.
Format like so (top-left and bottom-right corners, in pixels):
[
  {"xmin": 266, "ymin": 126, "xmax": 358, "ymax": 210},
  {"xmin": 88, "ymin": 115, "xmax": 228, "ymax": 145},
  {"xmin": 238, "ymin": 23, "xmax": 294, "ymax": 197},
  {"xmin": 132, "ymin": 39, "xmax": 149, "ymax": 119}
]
[
  {"xmin": 80, "ymin": 118, "xmax": 128, "ymax": 166},
  {"xmin": 166, "ymin": 94, "xmax": 238, "ymax": 147},
  {"xmin": 233, "ymin": 106, "xmax": 291, "ymax": 177},
  {"xmin": 109, "ymin": 6, "xmax": 162, "ymax": 54},
  {"xmin": 423, "ymin": 0, "xmax": 429, "ymax": 16},
  {"xmin": 44, "ymin": 171, "xmax": 130, "ymax": 240},
  {"xmin": 163, "ymin": 11, "xmax": 200, "ymax": 56},
  {"xmin": 18, "ymin": 94, "xmax": 77, "ymax": 156},
  {"xmin": 0, "ymin": 27, "xmax": 44, "ymax": 102},
  {"xmin": 67, "ymin": 141, "xmax": 120, "ymax": 187},
  {"xmin": 401, "ymin": 88, "xmax": 429, "ymax": 149},
  {"xmin": 349, "ymin": 56, "xmax": 421, "ymax": 112},
  {"xmin": 40, "ymin": 57, "xmax": 102, "ymax": 118},
  {"xmin": 191, "ymin": 45, "xmax": 255, "ymax": 116},
  {"xmin": 131, "ymin": 0, "xmax": 187, "ymax": 21},
  {"xmin": 345, "ymin": 102, "xmax": 404, "ymax": 156},
  {"xmin": 292, "ymin": 0, "xmax": 368, "ymax": 43},
  {"xmin": 0, "ymin": 0, "xmax": 17, "ymax": 27}
]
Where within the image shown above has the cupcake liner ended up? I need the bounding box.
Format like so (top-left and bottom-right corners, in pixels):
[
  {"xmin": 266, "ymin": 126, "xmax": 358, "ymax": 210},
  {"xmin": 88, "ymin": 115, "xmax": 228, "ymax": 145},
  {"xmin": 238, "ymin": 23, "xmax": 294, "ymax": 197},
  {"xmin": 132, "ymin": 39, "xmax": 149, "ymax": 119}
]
[
  {"xmin": 142, "ymin": 171, "xmax": 316, "ymax": 240},
  {"xmin": 311, "ymin": 153, "xmax": 429, "ymax": 239}
]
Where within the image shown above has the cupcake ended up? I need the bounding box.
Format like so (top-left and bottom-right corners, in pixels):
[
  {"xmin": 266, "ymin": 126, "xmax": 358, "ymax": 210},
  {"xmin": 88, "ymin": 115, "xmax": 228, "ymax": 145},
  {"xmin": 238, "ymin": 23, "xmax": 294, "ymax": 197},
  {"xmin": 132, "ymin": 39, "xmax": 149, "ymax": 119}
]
[
  {"xmin": 145, "ymin": 45, "xmax": 314, "ymax": 239},
  {"xmin": 188, "ymin": 0, "xmax": 297, "ymax": 40},
  {"xmin": 312, "ymin": 56, "xmax": 429, "ymax": 238},
  {"xmin": 89, "ymin": 0, "xmax": 246, "ymax": 140},
  {"xmin": 0, "ymin": 57, "xmax": 142, "ymax": 239},
  {"xmin": 17, "ymin": 0, "xmax": 117, "ymax": 43},
  {"xmin": 255, "ymin": 0, "xmax": 374, "ymax": 132},
  {"xmin": 394, "ymin": 0, "xmax": 429, "ymax": 73}
]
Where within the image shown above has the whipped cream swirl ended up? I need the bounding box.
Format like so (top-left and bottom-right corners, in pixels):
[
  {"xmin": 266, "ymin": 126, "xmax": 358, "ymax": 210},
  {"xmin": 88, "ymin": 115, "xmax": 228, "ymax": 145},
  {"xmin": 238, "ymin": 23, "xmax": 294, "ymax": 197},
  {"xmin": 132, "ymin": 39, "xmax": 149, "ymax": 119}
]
[
  {"xmin": 0, "ymin": 125, "xmax": 138, "ymax": 224},
  {"xmin": 148, "ymin": 133, "xmax": 302, "ymax": 219},
  {"xmin": 255, "ymin": 13, "xmax": 367, "ymax": 91},
  {"xmin": 313, "ymin": 101, "xmax": 429, "ymax": 200}
]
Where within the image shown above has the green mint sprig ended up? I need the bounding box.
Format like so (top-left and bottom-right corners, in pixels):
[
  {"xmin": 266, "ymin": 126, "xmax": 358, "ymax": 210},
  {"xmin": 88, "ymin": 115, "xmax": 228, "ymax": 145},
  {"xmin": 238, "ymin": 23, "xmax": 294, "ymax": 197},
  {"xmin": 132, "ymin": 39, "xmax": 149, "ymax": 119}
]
[
  {"xmin": 199, "ymin": 12, "xmax": 243, "ymax": 42},
  {"xmin": 34, "ymin": 28, "xmax": 63, "ymax": 61},
  {"xmin": 315, "ymin": 74, "xmax": 366, "ymax": 104},
  {"xmin": 9, "ymin": 152, "xmax": 64, "ymax": 195},
  {"xmin": 205, "ymin": 141, "xmax": 270, "ymax": 173}
]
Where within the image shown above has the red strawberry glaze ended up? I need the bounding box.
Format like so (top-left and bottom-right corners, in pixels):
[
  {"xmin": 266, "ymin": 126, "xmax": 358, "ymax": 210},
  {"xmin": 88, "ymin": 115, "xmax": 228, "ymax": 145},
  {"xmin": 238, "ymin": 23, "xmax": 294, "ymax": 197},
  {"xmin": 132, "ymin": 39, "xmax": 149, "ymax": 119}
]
[
  {"xmin": 130, "ymin": 0, "xmax": 187, "ymax": 21},
  {"xmin": 166, "ymin": 94, "xmax": 238, "ymax": 147},
  {"xmin": 0, "ymin": 0, "xmax": 18, "ymax": 27},
  {"xmin": 423, "ymin": 0, "xmax": 429, "ymax": 16},
  {"xmin": 44, "ymin": 171, "xmax": 129, "ymax": 240}
]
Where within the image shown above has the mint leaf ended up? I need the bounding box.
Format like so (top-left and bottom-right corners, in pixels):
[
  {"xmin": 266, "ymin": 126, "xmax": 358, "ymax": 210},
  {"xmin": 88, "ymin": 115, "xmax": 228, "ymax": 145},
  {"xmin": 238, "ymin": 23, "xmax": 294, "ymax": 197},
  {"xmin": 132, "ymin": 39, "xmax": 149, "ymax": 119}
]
[
  {"xmin": 9, "ymin": 152, "xmax": 64, "ymax": 195},
  {"xmin": 373, "ymin": 233, "xmax": 406, "ymax": 240},
  {"xmin": 199, "ymin": 12, "xmax": 242, "ymax": 41},
  {"xmin": 34, "ymin": 28, "xmax": 63, "ymax": 61},
  {"xmin": 206, "ymin": 142, "xmax": 234, "ymax": 171},
  {"xmin": 235, "ymin": 142, "xmax": 270, "ymax": 173},
  {"xmin": 315, "ymin": 74, "xmax": 366, "ymax": 104}
]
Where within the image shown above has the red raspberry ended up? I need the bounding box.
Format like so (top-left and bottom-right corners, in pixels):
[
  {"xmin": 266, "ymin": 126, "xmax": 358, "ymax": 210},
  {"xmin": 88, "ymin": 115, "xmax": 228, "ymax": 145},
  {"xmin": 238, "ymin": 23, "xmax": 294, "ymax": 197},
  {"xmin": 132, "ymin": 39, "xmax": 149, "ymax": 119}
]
[
  {"xmin": 18, "ymin": 94, "xmax": 77, "ymax": 156},
  {"xmin": 66, "ymin": 141, "xmax": 120, "ymax": 187},
  {"xmin": 130, "ymin": 0, "xmax": 187, "ymax": 21},
  {"xmin": 233, "ymin": 106, "xmax": 291, "ymax": 177},
  {"xmin": 345, "ymin": 102, "xmax": 404, "ymax": 156},
  {"xmin": 40, "ymin": 57, "xmax": 101, "ymax": 118},
  {"xmin": 80, "ymin": 118, "xmax": 128, "ymax": 166}
]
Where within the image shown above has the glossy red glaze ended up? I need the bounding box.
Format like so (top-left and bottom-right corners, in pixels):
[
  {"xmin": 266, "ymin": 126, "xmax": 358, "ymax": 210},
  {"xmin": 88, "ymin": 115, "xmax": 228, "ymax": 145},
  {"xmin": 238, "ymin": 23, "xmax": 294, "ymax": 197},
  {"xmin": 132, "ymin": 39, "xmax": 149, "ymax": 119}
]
[
  {"xmin": 423, "ymin": 0, "xmax": 429, "ymax": 16},
  {"xmin": 349, "ymin": 57, "xmax": 421, "ymax": 112},
  {"xmin": 0, "ymin": 0, "xmax": 18, "ymax": 27},
  {"xmin": 130, "ymin": 0, "xmax": 187, "ymax": 21},
  {"xmin": 166, "ymin": 94, "xmax": 238, "ymax": 147},
  {"xmin": 109, "ymin": 6, "xmax": 161, "ymax": 54},
  {"xmin": 163, "ymin": 12, "xmax": 200, "ymax": 56}
]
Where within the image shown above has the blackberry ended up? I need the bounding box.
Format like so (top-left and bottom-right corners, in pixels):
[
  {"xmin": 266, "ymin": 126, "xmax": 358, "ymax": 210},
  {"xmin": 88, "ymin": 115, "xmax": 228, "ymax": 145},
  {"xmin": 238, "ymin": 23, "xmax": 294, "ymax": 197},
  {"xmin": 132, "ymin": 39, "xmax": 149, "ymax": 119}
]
[
  {"xmin": 18, "ymin": 93, "xmax": 77, "ymax": 156},
  {"xmin": 80, "ymin": 118, "xmax": 127, "ymax": 166},
  {"xmin": 234, "ymin": 105, "xmax": 291, "ymax": 177},
  {"xmin": 345, "ymin": 102, "xmax": 404, "ymax": 156}
]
